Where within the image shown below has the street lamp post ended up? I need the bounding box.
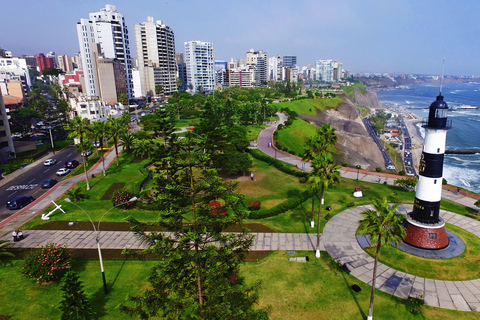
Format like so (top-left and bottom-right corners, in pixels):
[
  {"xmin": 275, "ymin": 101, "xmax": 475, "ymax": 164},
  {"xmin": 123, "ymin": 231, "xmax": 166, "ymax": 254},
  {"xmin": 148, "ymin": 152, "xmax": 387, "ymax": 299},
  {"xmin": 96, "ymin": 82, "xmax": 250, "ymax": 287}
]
[
  {"xmin": 48, "ymin": 126, "xmax": 55, "ymax": 155},
  {"xmin": 356, "ymin": 165, "xmax": 361, "ymax": 180},
  {"xmin": 64, "ymin": 196, "xmax": 137, "ymax": 295}
]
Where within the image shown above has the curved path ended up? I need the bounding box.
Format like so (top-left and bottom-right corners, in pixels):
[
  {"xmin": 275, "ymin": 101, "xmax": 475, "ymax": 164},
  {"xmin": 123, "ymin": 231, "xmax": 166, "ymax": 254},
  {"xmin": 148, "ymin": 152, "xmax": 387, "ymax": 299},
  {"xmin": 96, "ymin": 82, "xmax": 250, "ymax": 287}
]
[{"xmin": 323, "ymin": 204, "xmax": 480, "ymax": 311}]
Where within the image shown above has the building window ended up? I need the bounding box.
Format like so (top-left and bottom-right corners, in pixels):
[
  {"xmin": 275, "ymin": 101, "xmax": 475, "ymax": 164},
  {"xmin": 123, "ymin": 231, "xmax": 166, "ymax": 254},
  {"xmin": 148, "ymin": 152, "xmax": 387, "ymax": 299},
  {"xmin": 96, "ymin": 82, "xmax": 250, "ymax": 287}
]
[
  {"xmin": 437, "ymin": 148, "xmax": 440, "ymax": 153},
  {"xmin": 429, "ymin": 233, "xmax": 437, "ymax": 239},
  {"xmin": 434, "ymin": 179, "xmax": 437, "ymax": 184}
]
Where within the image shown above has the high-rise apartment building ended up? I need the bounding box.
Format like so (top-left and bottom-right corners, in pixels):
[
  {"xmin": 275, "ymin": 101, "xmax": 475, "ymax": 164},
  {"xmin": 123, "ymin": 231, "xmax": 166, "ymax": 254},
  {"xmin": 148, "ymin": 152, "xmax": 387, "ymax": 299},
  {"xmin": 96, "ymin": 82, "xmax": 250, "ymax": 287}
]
[
  {"xmin": 283, "ymin": 55, "xmax": 297, "ymax": 68},
  {"xmin": 245, "ymin": 49, "xmax": 267, "ymax": 86},
  {"xmin": 58, "ymin": 54, "xmax": 74, "ymax": 73},
  {"xmin": 268, "ymin": 55, "xmax": 283, "ymax": 82},
  {"xmin": 0, "ymin": 87, "xmax": 15, "ymax": 163},
  {"xmin": 184, "ymin": 40, "xmax": 215, "ymax": 93},
  {"xmin": 134, "ymin": 16, "xmax": 177, "ymax": 97},
  {"xmin": 77, "ymin": 4, "xmax": 133, "ymax": 100},
  {"xmin": 316, "ymin": 59, "xmax": 334, "ymax": 82},
  {"xmin": 315, "ymin": 59, "xmax": 343, "ymax": 82},
  {"xmin": 37, "ymin": 53, "xmax": 55, "ymax": 73}
]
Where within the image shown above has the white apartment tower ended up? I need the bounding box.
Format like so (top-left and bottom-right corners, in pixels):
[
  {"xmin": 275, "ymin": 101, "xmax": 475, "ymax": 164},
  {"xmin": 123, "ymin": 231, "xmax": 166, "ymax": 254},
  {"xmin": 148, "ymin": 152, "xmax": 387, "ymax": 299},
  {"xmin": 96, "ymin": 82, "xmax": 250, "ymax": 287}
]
[
  {"xmin": 77, "ymin": 5, "xmax": 133, "ymax": 100},
  {"xmin": 184, "ymin": 41, "xmax": 215, "ymax": 93},
  {"xmin": 316, "ymin": 59, "xmax": 334, "ymax": 82},
  {"xmin": 268, "ymin": 55, "xmax": 283, "ymax": 82},
  {"xmin": 134, "ymin": 17, "xmax": 177, "ymax": 97},
  {"xmin": 245, "ymin": 49, "xmax": 267, "ymax": 85}
]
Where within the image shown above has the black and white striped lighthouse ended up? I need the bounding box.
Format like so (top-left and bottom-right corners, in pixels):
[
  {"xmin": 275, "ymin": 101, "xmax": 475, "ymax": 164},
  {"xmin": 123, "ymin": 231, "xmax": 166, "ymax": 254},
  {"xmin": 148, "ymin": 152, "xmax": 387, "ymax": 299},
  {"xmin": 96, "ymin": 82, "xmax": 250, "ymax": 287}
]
[{"xmin": 404, "ymin": 94, "xmax": 452, "ymax": 249}]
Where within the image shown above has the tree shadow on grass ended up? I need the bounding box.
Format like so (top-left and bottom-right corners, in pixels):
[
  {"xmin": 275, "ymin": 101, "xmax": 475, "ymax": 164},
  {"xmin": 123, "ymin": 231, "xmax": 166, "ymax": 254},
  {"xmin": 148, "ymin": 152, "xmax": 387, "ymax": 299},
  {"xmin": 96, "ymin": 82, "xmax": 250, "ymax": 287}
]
[
  {"xmin": 286, "ymin": 188, "xmax": 301, "ymax": 198},
  {"xmin": 89, "ymin": 285, "xmax": 110, "ymax": 319},
  {"xmin": 340, "ymin": 271, "xmax": 367, "ymax": 319}
]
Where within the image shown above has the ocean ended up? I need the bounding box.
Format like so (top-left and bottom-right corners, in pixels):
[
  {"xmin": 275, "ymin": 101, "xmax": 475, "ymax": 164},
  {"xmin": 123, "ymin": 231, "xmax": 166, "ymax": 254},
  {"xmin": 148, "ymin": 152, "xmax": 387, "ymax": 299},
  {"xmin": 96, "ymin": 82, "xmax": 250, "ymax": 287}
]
[{"xmin": 376, "ymin": 82, "xmax": 480, "ymax": 195}]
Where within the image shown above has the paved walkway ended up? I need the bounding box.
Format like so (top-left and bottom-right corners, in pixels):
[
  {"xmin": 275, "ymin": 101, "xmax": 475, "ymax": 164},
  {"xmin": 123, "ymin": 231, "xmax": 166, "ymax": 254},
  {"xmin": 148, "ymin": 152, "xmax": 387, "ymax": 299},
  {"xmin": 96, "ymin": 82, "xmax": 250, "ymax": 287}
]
[{"xmin": 323, "ymin": 204, "xmax": 480, "ymax": 311}]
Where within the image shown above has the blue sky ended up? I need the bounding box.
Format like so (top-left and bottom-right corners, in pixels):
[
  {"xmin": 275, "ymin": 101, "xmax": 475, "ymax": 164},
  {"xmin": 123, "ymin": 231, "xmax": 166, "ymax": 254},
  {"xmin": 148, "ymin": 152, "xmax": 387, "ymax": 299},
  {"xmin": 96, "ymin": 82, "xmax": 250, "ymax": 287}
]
[{"xmin": 1, "ymin": 0, "xmax": 479, "ymax": 75}]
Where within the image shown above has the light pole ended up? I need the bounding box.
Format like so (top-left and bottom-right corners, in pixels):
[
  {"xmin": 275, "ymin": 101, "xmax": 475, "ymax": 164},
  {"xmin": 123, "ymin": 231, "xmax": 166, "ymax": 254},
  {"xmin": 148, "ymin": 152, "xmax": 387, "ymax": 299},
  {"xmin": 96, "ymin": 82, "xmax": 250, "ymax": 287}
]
[
  {"xmin": 356, "ymin": 165, "xmax": 361, "ymax": 180},
  {"xmin": 48, "ymin": 126, "xmax": 55, "ymax": 155},
  {"xmin": 64, "ymin": 196, "xmax": 137, "ymax": 295}
]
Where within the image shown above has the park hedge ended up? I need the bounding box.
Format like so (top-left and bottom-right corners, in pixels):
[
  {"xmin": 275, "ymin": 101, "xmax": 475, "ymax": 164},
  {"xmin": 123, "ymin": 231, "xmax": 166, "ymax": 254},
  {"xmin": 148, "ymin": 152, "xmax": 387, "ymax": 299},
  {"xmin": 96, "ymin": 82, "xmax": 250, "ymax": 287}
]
[
  {"xmin": 248, "ymin": 149, "xmax": 308, "ymax": 178},
  {"xmin": 249, "ymin": 189, "xmax": 313, "ymax": 219}
]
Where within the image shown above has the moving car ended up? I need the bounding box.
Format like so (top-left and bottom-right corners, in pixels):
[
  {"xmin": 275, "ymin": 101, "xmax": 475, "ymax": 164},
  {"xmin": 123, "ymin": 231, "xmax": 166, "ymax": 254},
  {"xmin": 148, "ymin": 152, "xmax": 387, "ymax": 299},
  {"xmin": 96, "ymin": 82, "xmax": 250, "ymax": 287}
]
[
  {"xmin": 65, "ymin": 160, "xmax": 79, "ymax": 169},
  {"xmin": 56, "ymin": 168, "xmax": 70, "ymax": 176},
  {"xmin": 6, "ymin": 195, "xmax": 35, "ymax": 210},
  {"xmin": 41, "ymin": 179, "xmax": 58, "ymax": 188},
  {"xmin": 44, "ymin": 159, "xmax": 57, "ymax": 166}
]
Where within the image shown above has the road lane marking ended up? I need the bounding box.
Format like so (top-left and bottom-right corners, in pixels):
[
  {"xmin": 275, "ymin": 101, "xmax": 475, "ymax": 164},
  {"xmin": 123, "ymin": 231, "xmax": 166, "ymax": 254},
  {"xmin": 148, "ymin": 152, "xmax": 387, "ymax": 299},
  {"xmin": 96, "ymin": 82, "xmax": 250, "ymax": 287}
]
[
  {"xmin": 8, "ymin": 191, "xmax": 17, "ymax": 197},
  {"xmin": 44, "ymin": 169, "xmax": 50, "ymax": 173},
  {"xmin": 28, "ymin": 179, "xmax": 35, "ymax": 183},
  {"xmin": 6, "ymin": 184, "xmax": 38, "ymax": 191}
]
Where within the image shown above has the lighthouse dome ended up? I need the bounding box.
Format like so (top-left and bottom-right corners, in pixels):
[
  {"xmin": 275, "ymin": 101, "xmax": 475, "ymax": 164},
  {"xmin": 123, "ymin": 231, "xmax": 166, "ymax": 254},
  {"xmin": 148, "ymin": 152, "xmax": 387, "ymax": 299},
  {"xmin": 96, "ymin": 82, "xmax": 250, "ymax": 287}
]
[{"xmin": 427, "ymin": 95, "xmax": 450, "ymax": 129}]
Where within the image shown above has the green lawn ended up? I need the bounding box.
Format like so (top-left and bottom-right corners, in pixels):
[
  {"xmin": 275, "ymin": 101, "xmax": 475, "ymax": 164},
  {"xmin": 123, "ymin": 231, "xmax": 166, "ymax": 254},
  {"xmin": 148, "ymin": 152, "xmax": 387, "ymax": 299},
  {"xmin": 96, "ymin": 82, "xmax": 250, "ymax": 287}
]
[
  {"xmin": 242, "ymin": 251, "xmax": 478, "ymax": 320},
  {"xmin": 21, "ymin": 152, "xmax": 155, "ymax": 230},
  {"xmin": 274, "ymin": 119, "xmax": 319, "ymax": 156},
  {"xmin": 364, "ymin": 223, "xmax": 480, "ymax": 281},
  {"xmin": 1, "ymin": 252, "xmax": 480, "ymax": 319}
]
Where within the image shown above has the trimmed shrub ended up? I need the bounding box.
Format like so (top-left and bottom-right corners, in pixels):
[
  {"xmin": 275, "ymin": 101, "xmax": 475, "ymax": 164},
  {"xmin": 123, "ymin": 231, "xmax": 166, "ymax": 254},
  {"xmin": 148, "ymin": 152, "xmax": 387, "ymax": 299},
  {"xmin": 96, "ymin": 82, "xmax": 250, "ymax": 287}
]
[
  {"xmin": 248, "ymin": 200, "xmax": 261, "ymax": 211},
  {"xmin": 248, "ymin": 149, "xmax": 308, "ymax": 178},
  {"xmin": 23, "ymin": 243, "xmax": 71, "ymax": 284},
  {"xmin": 250, "ymin": 189, "xmax": 312, "ymax": 219},
  {"xmin": 208, "ymin": 200, "xmax": 228, "ymax": 215}
]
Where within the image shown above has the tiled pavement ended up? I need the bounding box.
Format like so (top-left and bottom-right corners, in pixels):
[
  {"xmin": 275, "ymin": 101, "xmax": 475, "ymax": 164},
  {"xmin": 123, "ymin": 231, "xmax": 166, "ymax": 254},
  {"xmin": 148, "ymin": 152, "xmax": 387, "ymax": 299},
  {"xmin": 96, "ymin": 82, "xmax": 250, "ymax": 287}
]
[{"xmin": 323, "ymin": 204, "xmax": 480, "ymax": 312}]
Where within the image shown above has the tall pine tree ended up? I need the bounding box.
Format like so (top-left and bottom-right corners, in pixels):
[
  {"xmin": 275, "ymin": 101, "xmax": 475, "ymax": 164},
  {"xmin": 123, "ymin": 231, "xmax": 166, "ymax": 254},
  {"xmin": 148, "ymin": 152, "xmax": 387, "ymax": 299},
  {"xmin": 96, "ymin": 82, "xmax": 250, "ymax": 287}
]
[
  {"xmin": 58, "ymin": 271, "xmax": 95, "ymax": 320},
  {"xmin": 121, "ymin": 133, "xmax": 268, "ymax": 319}
]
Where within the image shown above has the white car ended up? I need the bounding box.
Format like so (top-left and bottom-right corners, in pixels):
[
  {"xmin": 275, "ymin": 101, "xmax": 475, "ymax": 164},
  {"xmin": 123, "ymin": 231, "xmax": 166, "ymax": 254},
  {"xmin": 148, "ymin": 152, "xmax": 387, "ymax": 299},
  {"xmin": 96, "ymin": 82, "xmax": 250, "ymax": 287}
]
[
  {"xmin": 81, "ymin": 150, "xmax": 93, "ymax": 157},
  {"xmin": 44, "ymin": 159, "xmax": 57, "ymax": 166},
  {"xmin": 56, "ymin": 168, "xmax": 70, "ymax": 176}
]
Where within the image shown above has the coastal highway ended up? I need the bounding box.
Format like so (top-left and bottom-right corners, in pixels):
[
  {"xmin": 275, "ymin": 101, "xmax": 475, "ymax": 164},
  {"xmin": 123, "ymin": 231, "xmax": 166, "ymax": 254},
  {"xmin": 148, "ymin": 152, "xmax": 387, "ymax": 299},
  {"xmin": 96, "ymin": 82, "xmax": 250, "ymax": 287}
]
[
  {"xmin": 362, "ymin": 117, "xmax": 396, "ymax": 171},
  {"xmin": 398, "ymin": 116, "xmax": 417, "ymax": 176}
]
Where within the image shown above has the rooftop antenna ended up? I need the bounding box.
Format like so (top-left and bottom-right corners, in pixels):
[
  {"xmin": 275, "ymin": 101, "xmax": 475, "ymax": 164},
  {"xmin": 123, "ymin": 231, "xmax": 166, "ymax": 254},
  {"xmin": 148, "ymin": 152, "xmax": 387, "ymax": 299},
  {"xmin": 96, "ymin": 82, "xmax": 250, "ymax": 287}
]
[{"xmin": 439, "ymin": 58, "xmax": 445, "ymax": 96}]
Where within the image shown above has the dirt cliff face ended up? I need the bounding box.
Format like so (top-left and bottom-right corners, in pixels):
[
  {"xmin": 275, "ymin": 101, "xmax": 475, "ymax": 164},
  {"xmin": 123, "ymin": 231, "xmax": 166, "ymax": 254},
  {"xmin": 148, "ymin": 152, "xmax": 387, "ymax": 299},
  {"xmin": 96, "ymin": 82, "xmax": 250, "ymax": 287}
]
[
  {"xmin": 298, "ymin": 89, "xmax": 386, "ymax": 170},
  {"xmin": 354, "ymin": 88, "xmax": 383, "ymax": 109}
]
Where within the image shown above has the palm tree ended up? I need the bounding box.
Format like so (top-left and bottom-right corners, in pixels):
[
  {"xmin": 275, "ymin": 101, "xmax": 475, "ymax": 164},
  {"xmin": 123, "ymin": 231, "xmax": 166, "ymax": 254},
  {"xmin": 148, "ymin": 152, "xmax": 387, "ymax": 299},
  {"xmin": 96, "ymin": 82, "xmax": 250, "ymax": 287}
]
[
  {"xmin": 357, "ymin": 198, "xmax": 406, "ymax": 320},
  {"xmin": 120, "ymin": 132, "xmax": 135, "ymax": 153},
  {"xmin": 302, "ymin": 123, "xmax": 337, "ymax": 162},
  {"xmin": 133, "ymin": 139, "xmax": 153, "ymax": 159},
  {"xmin": 107, "ymin": 117, "xmax": 128, "ymax": 166},
  {"xmin": 0, "ymin": 240, "xmax": 14, "ymax": 264},
  {"xmin": 87, "ymin": 120, "xmax": 108, "ymax": 176},
  {"xmin": 311, "ymin": 153, "xmax": 340, "ymax": 258},
  {"xmin": 65, "ymin": 116, "xmax": 90, "ymax": 190}
]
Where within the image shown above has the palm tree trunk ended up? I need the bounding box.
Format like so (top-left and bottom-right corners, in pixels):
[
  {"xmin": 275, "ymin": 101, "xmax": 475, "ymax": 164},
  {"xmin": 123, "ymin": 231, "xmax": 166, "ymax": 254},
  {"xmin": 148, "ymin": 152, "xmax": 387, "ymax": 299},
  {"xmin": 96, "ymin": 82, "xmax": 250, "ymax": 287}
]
[
  {"xmin": 83, "ymin": 156, "xmax": 90, "ymax": 190},
  {"xmin": 310, "ymin": 187, "xmax": 315, "ymax": 228},
  {"xmin": 315, "ymin": 186, "xmax": 325, "ymax": 258},
  {"xmin": 101, "ymin": 150, "xmax": 106, "ymax": 176},
  {"xmin": 368, "ymin": 237, "xmax": 382, "ymax": 320},
  {"xmin": 114, "ymin": 137, "xmax": 119, "ymax": 166}
]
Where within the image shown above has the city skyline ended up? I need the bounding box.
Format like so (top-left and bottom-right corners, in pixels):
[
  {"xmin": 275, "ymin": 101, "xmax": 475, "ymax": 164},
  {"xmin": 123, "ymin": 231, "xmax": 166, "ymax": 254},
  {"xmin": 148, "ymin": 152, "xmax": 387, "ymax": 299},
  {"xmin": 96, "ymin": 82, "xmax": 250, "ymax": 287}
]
[{"xmin": 1, "ymin": 0, "xmax": 479, "ymax": 76}]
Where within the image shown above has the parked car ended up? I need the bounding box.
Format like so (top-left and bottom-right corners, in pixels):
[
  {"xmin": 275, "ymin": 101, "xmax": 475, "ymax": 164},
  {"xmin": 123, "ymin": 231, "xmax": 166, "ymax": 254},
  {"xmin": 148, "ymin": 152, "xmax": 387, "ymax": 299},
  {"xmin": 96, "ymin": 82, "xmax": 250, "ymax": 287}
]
[
  {"xmin": 94, "ymin": 141, "xmax": 101, "ymax": 148},
  {"xmin": 57, "ymin": 168, "xmax": 70, "ymax": 176},
  {"xmin": 81, "ymin": 150, "xmax": 93, "ymax": 157},
  {"xmin": 65, "ymin": 160, "xmax": 79, "ymax": 169},
  {"xmin": 6, "ymin": 195, "xmax": 35, "ymax": 210},
  {"xmin": 41, "ymin": 179, "xmax": 58, "ymax": 188},
  {"xmin": 44, "ymin": 159, "xmax": 57, "ymax": 166}
]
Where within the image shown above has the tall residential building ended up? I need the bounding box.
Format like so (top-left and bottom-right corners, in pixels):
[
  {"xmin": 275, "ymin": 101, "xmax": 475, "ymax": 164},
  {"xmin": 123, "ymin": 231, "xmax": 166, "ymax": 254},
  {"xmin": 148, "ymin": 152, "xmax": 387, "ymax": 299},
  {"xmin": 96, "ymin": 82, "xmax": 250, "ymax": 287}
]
[
  {"xmin": 333, "ymin": 60, "xmax": 343, "ymax": 82},
  {"xmin": 77, "ymin": 4, "xmax": 133, "ymax": 100},
  {"xmin": 22, "ymin": 55, "xmax": 38, "ymax": 68},
  {"xmin": 134, "ymin": 16, "xmax": 177, "ymax": 97},
  {"xmin": 283, "ymin": 55, "xmax": 297, "ymax": 68},
  {"xmin": 245, "ymin": 49, "xmax": 267, "ymax": 86},
  {"xmin": 0, "ymin": 87, "xmax": 15, "ymax": 163},
  {"xmin": 58, "ymin": 54, "xmax": 74, "ymax": 73},
  {"xmin": 268, "ymin": 55, "xmax": 283, "ymax": 82},
  {"xmin": 73, "ymin": 52, "xmax": 83, "ymax": 70},
  {"xmin": 0, "ymin": 57, "xmax": 32, "ymax": 97},
  {"xmin": 36, "ymin": 53, "xmax": 55, "ymax": 73},
  {"xmin": 184, "ymin": 40, "xmax": 215, "ymax": 93},
  {"xmin": 316, "ymin": 59, "xmax": 334, "ymax": 82}
]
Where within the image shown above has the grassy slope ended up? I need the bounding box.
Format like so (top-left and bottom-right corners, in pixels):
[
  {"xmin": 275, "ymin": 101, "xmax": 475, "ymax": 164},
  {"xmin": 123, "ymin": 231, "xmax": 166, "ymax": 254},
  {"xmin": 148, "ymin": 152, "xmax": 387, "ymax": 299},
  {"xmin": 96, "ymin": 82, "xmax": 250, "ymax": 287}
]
[
  {"xmin": 275, "ymin": 119, "xmax": 319, "ymax": 156},
  {"xmin": 273, "ymin": 97, "xmax": 344, "ymax": 116}
]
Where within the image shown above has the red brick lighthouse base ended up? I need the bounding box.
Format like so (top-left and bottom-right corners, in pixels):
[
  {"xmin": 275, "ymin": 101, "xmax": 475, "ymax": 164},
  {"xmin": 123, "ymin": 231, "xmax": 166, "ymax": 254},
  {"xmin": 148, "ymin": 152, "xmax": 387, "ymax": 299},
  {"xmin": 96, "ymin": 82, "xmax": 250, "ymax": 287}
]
[{"xmin": 403, "ymin": 215, "xmax": 449, "ymax": 250}]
